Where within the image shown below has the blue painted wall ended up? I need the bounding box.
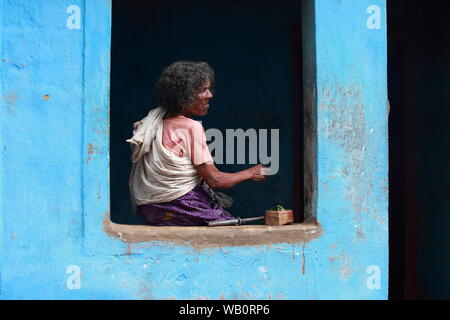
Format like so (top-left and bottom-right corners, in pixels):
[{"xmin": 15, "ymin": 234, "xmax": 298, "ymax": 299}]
[{"xmin": 0, "ymin": 0, "xmax": 388, "ymax": 299}]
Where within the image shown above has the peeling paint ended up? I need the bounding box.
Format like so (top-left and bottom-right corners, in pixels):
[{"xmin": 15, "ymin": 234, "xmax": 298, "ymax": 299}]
[
  {"xmin": 86, "ymin": 143, "xmax": 94, "ymax": 165},
  {"xmin": 6, "ymin": 92, "xmax": 17, "ymax": 114},
  {"xmin": 136, "ymin": 282, "xmax": 153, "ymax": 300},
  {"xmin": 356, "ymin": 225, "xmax": 366, "ymax": 240},
  {"xmin": 328, "ymin": 252, "xmax": 353, "ymax": 281},
  {"xmin": 85, "ymin": 143, "xmax": 102, "ymax": 165}
]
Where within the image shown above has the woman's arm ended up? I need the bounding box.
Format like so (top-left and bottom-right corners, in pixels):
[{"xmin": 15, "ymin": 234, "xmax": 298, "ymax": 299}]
[{"xmin": 195, "ymin": 162, "xmax": 268, "ymax": 189}]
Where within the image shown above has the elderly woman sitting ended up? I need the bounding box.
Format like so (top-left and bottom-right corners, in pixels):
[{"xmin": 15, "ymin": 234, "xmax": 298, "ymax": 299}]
[{"xmin": 127, "ymin": 61, "xmax": 267, "ymax": 226}]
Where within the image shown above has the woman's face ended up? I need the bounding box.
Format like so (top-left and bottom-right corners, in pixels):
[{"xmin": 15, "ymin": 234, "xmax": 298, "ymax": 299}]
[{"xmin": 183, "ymin": 81, "xmax": 213, "ymax": 117}]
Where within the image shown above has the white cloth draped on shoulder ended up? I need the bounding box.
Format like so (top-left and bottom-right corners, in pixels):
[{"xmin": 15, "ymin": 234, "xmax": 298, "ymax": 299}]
[
  {"xmin": 126, "ymin": 106, "xmax": 234, "ymax": 209},
  {"xmin": 127, "ymin": 107, "xmax": 202, "ymax": 207}
]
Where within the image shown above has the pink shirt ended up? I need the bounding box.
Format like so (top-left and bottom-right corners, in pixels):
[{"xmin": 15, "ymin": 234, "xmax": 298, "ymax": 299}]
[{"xmin": 162, "ymin": 116, "xmax": 214, "ymax": 166}]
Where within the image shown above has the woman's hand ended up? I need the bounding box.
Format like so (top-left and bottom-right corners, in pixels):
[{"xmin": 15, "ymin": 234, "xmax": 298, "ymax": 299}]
[
  {"xmin": 195, "ymin": 162, "xmax": 269, "ymax": 189},
  {"xmin": 248, "ymin": 164, "xmax": 268, "ymax": 182}
]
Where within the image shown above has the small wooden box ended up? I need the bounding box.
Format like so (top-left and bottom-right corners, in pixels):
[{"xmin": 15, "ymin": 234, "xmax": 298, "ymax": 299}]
[{"xmin": 265, "ymin": 210, "xmax": 294, "ymax": 226}]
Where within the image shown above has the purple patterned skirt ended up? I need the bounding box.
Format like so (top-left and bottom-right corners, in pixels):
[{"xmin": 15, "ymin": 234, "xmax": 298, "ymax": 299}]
[{"xmin": 137, "ymin": 183, "xmax": 234, "ymax": 226}]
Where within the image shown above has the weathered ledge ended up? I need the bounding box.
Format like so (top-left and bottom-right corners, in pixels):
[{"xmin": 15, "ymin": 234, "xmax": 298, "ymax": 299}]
[{"xmin": 104, "ymin": 218, "xmax": 322, "ymax": 249}]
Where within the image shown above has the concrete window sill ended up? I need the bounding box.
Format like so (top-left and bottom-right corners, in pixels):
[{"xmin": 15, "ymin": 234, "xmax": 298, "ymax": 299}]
[{"xmin": 104, "ymin": 219, "xmax": 322, "ymax": 249}]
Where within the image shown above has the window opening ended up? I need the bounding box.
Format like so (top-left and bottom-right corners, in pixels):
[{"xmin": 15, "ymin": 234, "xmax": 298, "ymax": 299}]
[{"xmin": 110, "ymin": 0, "xmax": 304, "ymax": 227}]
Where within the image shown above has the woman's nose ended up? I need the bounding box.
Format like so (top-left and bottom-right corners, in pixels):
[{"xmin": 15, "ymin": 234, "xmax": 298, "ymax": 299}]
[{"xmin": 206, "ymin": 89, "xmax": 213, "ymax": 99}]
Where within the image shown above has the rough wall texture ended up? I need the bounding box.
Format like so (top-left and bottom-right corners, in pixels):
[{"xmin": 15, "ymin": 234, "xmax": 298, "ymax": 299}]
[{"xmin": 0, "ymin": 0, "xmax": 388, "ymax": 299}]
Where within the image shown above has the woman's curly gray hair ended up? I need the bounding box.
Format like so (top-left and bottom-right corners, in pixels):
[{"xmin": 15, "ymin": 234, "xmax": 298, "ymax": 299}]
[{"xmin": 155, "ymin": 61, "xmax": 215, "ymax": 115}]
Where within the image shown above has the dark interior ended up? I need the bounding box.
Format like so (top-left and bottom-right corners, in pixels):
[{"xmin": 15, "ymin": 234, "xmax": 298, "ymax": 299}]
[{"xmin": 388, "ymin": 0, "xmax": 450, "ymax": 299}]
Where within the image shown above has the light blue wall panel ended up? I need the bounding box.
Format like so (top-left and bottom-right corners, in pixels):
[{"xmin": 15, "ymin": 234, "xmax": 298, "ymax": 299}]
[{"xmin": 0, "ymin": 0, "xmax": 388, "ymax": 300}]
